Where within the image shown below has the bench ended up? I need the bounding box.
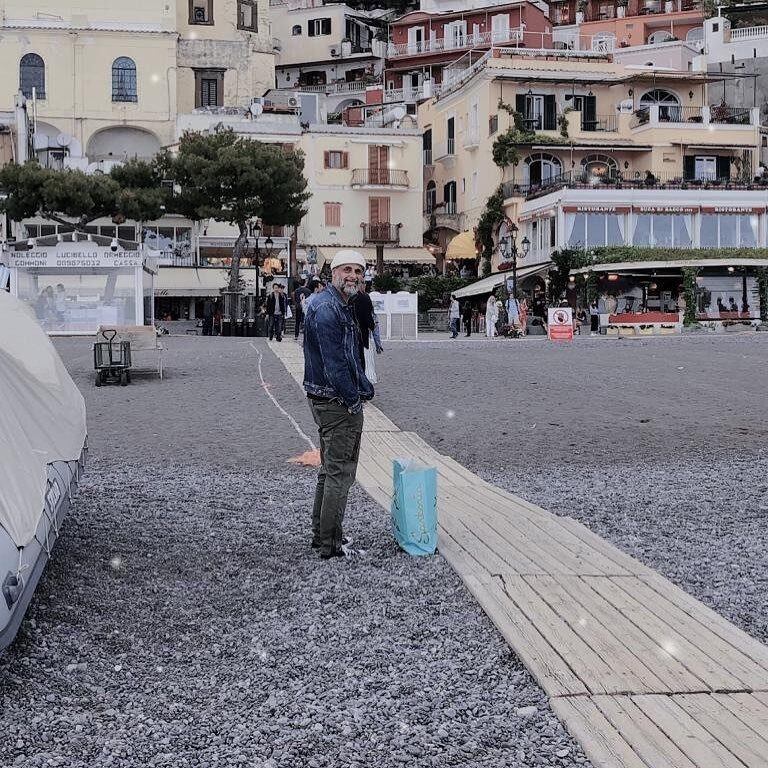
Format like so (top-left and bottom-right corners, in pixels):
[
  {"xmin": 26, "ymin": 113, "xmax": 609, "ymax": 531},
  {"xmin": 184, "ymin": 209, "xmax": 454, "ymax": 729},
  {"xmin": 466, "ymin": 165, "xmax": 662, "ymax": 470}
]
[{"xmin": 96, "ymin": 325, "xmax": 164, "ymax": 380}]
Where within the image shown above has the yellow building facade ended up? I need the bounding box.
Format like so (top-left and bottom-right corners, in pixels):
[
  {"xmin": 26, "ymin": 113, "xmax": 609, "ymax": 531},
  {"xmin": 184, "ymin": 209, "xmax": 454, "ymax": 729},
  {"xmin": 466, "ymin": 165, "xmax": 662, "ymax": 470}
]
[
  {"xmin": 419, "ymin": 51, "xmax": 762, "ymax": 267},
  {"xmin": 0, "ymin": 0, "xmax": 275, "ymax": 167}
]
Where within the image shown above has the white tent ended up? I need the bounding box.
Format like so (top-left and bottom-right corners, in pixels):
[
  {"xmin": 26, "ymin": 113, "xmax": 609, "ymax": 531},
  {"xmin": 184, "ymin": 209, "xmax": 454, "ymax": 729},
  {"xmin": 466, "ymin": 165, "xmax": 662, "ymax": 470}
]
[{"xmin": 0, "ymin": 292, "xmax": 86, "ymax": 547}]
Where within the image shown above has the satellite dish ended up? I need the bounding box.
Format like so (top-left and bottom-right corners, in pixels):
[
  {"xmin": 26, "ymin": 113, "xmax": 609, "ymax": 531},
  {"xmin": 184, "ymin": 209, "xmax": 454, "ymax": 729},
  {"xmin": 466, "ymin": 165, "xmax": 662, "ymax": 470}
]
[
  {"xmin": 56, "ymin": 133, "xmax": 73, "ymax": 147},
  {"xmin": 249, "ymin": 101, "xmax": 264, "ymax": 116}
]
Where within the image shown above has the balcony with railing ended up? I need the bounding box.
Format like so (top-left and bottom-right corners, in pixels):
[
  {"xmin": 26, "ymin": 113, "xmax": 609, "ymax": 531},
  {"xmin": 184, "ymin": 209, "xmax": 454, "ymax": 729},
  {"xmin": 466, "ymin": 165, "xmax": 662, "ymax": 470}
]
[
  {"xmin": 503, "ymin": 169, "xmax": 767, "ymax": 202},
  {"xmin": 388, "ymin": 28, "xmax": 523, "ymax": 58},
  {"xmin": 630, "ymin": 105, "xmax": 757, "ymax": 129},
  {"xmin": 434, "ymin": 139, "xmax": 456, "ymax": 161},
  {"xmin": 275, "ymin": 80, "xmax": 371, "ymax": 95},
  {"xmin": 423, "ymin": 149, "xmax": 433, "ymax": 166},
  {"xmin": 351, "ymin": 168, "xmax": 409, "ymax": 188},
  {"xmin": 361, "ymin": 222, "xmax": 400, "ymax": 244},
  {"xmin": 462, "ymin": 128, "xmax": 481, "ymax": 149},
  {"xmin": 580, "ymin": 114, "xmax": 618, "ymax": 132}
]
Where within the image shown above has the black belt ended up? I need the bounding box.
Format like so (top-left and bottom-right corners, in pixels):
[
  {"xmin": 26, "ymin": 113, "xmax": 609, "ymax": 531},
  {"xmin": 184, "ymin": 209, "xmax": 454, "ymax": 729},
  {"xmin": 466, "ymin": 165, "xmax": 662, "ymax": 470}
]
[{"xmin": 307, "ymin": 394, "xmax": 337, "ymax": 403}]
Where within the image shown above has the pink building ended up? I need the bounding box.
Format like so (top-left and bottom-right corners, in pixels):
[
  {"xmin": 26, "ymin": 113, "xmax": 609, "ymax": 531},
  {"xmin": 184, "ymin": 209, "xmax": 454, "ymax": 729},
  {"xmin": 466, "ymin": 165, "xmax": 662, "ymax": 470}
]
[{"xmin": 385, "ymin": 2, "xmax": 552, "ymax": 99}]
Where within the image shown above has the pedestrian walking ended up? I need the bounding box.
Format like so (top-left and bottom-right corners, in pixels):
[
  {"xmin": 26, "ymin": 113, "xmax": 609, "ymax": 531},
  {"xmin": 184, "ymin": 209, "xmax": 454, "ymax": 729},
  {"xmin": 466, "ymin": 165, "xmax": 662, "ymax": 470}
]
[
  {"xmin": 448, "ymin": 294, "xmax": 460, "ymax": 338},
  {"xmin": 293, "ymin": 278, "xmax": 312, "ymax": 340},
  {"xmin": 202, "ymin": 298, "xmax": 214, "ymax": 336},
  {"xmin": 303, "ymin": 250, "xmax": 373, "ymax": 560},
  {"xmin": 266, "ymin": 283, "xmax": 286, "ymax": 341},
  {"xmin": 461, "ymin": 301, "xmax": 473, "ymax": 337},
  {"xmin": 485, "ymin": 293, "xmax": 499, "ymax": 339}
]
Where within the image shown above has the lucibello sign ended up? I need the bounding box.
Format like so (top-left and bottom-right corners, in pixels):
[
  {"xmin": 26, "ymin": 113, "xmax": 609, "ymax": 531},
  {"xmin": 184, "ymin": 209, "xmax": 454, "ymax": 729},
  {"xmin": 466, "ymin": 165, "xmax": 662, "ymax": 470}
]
[{"xmin": 9, "ymin": 247, "xmax": 143, "ymax": 269}]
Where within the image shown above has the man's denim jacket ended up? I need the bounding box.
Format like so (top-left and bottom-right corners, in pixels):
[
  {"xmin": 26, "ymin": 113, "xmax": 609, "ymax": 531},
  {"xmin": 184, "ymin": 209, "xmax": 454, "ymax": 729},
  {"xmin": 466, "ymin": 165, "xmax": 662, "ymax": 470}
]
[{"xmin": 303, "ymin": 286, "xmax": 374, "ymax": 413}]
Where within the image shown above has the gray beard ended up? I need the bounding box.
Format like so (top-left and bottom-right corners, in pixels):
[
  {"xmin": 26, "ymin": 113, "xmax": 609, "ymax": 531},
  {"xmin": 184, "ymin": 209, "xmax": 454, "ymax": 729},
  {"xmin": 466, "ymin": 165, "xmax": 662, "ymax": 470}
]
[{"xmin": 342, "ymin": 284, "xmax": 359, "ymax": 296}]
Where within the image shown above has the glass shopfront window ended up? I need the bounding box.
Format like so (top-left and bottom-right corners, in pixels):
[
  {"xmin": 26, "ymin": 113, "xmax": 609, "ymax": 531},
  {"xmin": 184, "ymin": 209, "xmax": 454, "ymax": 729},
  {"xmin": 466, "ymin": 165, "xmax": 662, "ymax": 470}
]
[
  {"xmin": 700, "ymin": 214, "xmax": 758, "ymax": 248},
  {"xmin": 567, "ymin": 213, "xmax": 624, "ymax": 248},
  {"xmin": 633, "ymin": 214, "xmax": 692, "ymax": 247},
  {"xmin": 14, "ymin": 268, "xmax": 139, "ymax": 333}
]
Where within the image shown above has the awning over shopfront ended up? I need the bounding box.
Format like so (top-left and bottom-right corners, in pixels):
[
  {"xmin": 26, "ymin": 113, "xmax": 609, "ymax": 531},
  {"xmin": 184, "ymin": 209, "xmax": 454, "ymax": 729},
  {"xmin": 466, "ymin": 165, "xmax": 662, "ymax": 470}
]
[
  {"xmin": 570, "ymin": 258, "xmax": 768, "ymax": 275},
  {"xmin": 318, "ymin": 247, "xmax": 435, "ymax": 265},
  {"xmin": 446, "ymin": 230, "xmax": 478, "ymax": 260},
  {"xmin": 154, "ymin": 267, "xmax": 260, "ymax": 297},
  {"xmin": 453, "ymin": 263, "xmax": 551, "ymax": 298}
]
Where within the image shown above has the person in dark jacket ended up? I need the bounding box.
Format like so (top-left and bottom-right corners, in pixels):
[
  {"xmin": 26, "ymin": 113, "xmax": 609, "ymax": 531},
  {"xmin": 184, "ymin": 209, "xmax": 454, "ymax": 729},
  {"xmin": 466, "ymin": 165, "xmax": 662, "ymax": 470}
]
[
  {"xmin": 461, "ymin": 301, "xmax": 473, "ymax": 337},
  {"xmin": 293, "ymin": 278, "xmax": 312, "ymax": 340},
  {"xmin": 265, "ymin": 283, "xmax": 287, "ymax": 341},
  {"xmin": 350, "ymin": 285, "xmax": 376, "ymax": 371}
]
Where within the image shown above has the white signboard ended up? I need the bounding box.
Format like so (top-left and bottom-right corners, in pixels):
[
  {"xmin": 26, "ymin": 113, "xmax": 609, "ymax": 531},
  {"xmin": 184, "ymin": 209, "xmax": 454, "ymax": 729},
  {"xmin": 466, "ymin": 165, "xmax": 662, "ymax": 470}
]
[{"xmin": 8, "ymin": 249, "xmax": 143, "ymax": 269}]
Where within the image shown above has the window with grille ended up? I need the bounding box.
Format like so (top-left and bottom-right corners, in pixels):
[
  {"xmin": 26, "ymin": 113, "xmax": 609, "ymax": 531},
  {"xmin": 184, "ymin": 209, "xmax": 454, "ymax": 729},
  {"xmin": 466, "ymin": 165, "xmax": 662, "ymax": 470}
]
[
  {"xmin": 195, "ymin": 69, "xmax": 224, "ymax": 108},
  {"xmin": 237, "ymin": 0, "xmax": 258, "ymax": 31},
  {"xmin": 488, "ymin": 114, "xmax": 498, "ymax": 136},
  {"xmin": 324, "ymin": 203, "xmax": 342, "ymax": 227},
  {"xmin": 324, "ymin": 151, "xmax": 348, "ymax": 169},
  {"xmin": 112, "ymin": 57, "xmax": 137, "ymax": 103},
  {"xmin": 189, "ymin": 0, "xmax": 214, "ymax": 25},
  {"xmin": 308, "ymin": 18, "xmax": 332, "ymax": 36},
  {"xmin": 20, "ymin": 53, "xmax": 45, "ymax": 99}
]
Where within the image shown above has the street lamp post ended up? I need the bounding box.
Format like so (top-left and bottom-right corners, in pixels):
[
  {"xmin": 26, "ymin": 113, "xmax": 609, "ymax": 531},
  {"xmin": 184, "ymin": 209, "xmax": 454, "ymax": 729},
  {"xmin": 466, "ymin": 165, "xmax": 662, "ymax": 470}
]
[{"xmin": 500, "ymin": 222, "xmax": 531, "ymax": 300}]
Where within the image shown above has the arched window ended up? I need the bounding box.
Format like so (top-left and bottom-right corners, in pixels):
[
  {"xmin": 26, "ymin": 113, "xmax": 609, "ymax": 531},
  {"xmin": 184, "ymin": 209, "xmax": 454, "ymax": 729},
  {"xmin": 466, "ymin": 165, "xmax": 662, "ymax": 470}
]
[
  {"xmin": 525, "ymin": 153, "xmax": 562, "ymax": 186},
  {"xmin": 443, "ymin": 180, "xmax": 457, "ymax": 214},
  {"xmin": 425, "ymin": 181, "xmax": 437, "ymax": 214},
  {"xmin": 686, "ymin": 27, "xmax": 704, "ymax": 42},
  {"xmin": 640, "ymin": 88, "xmax": 681, "ymax": 121},
  {"xmin": 581, "ymin": 154, "xmax": 618, "ymax": 180},
  {"xmin": 292, "ymin": 24, "xmax": 302, "ymax": 35},
  {"xmin": 112, "ymin": 57, "xmax": 137, "ymax": 103},
  {"xmin": 647, "ymin": 30, "xmax": 675, "ymax": 45},
  {"xmin": 20, "ymin": 53, "xmax": 45, "ymax": 99}
]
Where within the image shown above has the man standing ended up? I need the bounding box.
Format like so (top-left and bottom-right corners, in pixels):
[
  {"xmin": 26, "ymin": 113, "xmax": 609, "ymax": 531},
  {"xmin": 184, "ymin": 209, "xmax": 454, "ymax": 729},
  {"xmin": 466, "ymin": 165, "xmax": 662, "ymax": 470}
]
[
  {"xmin": 448, "ymin": 294, "xmax": 460, "ymax": 339},
  {"xmin": 266, "ymin": 283, "xmax": 286, "ymax": 341},
  {"xmin": 303, "ymin": 251, "xmax": 373, "ymax": 560},
  {"xmin": 461, "ymin": 300, "xmax": 473, "ymax": 337},
  {"xmin": 293, "ymin": 278, "xmax": 312, "ymax": 340}
]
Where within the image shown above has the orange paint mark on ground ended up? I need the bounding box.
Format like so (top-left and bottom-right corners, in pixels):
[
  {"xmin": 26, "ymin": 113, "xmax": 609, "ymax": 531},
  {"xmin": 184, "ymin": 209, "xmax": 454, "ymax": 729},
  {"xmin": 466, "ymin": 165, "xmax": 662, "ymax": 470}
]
[{"xmin": 287, "ymin": 449, "xmax": 321, "ymax": 467}]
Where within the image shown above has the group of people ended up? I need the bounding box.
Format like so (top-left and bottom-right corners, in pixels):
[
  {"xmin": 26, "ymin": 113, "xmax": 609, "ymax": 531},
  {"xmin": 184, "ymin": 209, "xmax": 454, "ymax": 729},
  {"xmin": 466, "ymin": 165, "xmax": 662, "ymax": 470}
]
[
  {"xmin": 35, "ymin": 284, "xmax": 69, "ymax": 328},
  {"xmin": 300, "ymin": 250, "xmax": 384, "ymax": 560},
  {"xmin": 447, "ymin": 291, "xmax": 534, "ymax": 339}
]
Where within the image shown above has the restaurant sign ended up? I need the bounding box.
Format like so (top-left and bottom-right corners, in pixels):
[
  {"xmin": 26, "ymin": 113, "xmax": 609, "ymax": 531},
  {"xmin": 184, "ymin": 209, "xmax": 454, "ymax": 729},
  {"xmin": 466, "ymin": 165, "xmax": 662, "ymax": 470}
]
[
  {"xmin": 634, "ymin": 206, "xmax": 698, "ymax": 214},
  {"xmin": 700, "ymin": 206, "xmax": 763, "ymax": 214},
  {"xmin": 563, "ymin": 206, "xmax": 630, "ymax": 213}
]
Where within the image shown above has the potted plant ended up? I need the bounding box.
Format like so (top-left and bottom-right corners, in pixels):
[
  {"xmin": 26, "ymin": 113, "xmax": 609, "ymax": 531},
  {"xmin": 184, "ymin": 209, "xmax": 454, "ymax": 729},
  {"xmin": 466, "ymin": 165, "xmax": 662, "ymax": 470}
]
[
  {"xmin": 576, "ymin": 0, "xmax": 587, "ymax": 23},
  {"xmin": 616, "ymin": 0, "xmax": 628, "ymax": 18},
  {"xmin": 664, "ymin": 0, "xmax": 675, "ymax": 11}
]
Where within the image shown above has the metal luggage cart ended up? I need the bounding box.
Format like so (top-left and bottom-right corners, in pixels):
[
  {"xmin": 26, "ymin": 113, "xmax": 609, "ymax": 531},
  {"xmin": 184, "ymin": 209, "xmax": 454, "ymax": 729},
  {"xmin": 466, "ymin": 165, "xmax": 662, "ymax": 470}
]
[{"xmin": 93, "ymin": 329, "xmax": 132, "ymax": 387}]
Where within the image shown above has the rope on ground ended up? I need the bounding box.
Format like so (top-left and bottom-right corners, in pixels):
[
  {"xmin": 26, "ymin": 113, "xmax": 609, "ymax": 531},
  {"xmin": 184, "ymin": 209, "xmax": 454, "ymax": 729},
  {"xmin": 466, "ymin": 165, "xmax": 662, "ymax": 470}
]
[{"xmin": 250, "ymin": 342, "xmax": 317, "ymax": 452}]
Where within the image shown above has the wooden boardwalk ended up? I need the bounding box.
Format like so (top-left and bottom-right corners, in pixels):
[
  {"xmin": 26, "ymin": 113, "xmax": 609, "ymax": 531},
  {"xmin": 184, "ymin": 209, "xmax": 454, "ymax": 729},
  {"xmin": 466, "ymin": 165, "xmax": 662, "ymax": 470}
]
[{"xmin": 268, "ymin": 341, "xmax": 768, "ymax": 767}]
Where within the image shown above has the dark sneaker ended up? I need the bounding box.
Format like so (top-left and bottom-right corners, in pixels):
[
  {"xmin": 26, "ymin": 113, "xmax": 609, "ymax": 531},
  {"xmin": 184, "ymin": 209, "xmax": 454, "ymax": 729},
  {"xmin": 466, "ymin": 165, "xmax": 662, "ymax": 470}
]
[
  {"xmin": 312, "ymin": 536, "xmax": 352, "ymax": 550},
  {"xmin": 319, "ymin": 548, "xmax": 343, "ymax": 560}
]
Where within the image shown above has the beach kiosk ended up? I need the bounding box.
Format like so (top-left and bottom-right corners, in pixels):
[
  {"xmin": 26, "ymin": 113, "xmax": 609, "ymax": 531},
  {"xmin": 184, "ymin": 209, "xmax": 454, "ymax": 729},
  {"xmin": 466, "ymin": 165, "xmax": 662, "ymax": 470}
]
[{"xmin": 5, "ymin": 233, "xmax": 156, "ymax": 335}]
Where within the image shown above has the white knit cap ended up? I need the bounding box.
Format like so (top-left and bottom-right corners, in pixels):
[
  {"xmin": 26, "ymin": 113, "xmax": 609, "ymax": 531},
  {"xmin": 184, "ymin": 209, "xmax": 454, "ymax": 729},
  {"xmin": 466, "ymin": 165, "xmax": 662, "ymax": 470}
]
[{"xmin": 330, "ymin": 250, "xmax": 367, "ymax": 270}]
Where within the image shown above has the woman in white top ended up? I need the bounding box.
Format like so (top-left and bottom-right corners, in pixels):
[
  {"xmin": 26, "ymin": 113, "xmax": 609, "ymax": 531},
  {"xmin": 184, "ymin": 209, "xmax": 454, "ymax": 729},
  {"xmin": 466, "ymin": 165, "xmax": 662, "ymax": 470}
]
[{"xmin": 485, "ymin": 293, "xmax": 499, "ymax": 339}]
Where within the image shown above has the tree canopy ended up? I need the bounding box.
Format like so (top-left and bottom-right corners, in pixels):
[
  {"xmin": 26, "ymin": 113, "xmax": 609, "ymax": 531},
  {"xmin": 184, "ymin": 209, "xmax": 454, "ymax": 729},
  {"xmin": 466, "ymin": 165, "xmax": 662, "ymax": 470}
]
[
  {"xmin": 0, "ymin": 160, "xmax": 168, "ymax": 230},
  {"xmin": 162, "ymin": 129, "xmax": 311, "ymax": 289}
]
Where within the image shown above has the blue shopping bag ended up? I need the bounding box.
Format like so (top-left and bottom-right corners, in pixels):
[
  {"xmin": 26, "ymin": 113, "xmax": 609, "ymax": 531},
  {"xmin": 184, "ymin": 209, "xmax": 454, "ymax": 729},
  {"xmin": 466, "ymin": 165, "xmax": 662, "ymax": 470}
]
[{"xmin": 391, "ymin": 459, "xmax": 438, "ymax": 556}]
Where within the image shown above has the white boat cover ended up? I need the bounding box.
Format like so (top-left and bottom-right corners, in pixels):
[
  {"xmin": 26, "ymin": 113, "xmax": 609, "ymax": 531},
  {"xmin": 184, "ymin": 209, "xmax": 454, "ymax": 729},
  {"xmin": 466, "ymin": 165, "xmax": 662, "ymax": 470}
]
[{"xmin": 0, "ymin": 292, "xmax": 86, "ymax": 547}]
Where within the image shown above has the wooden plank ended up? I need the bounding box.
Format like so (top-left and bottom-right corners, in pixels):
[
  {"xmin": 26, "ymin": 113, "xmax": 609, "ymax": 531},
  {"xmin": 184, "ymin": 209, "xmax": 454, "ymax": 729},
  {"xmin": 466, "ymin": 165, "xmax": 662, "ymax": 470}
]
[
  {"xmin": 633, "ymin": 694, "xmax": 747, "ymax": 768},
  {"xmin": 463, "ymin": 574, "xmax": 587, "ymax": 697},
  {"xmin": 592, "ymin": 695, "xmax": 698, "ymax": 768},
  {"xmin": 438, "ymin": 509, "xmax": 510, "ymax": 577},
  {"xmin": 557, "ymin": 577, "xmax": 702, "ymax": 695},
  {"xmin": 450, "ymin": 488, "xmax": 614, "ymax": 577},
  {"xmin": 641, "ymin": 571, "xmax": 768, "ymax": 675},
  {"xmin": 557, "ymin": 516, "xmax": 652, "ymax": 577},
  {"xmin": 500, "ymin": 574, "xmax": 618, "ymax": 695},
  {"xmin": 436, "ymin": 529, "xmax": 490, "ymax": 583},
  {"xmin": 721, "ymin": 693, "xmax": 768, "ymax": 739},
  {"xmin": 586, "ymin": 577, "xmax": 728, "ymax": 692},
  {"xmin": 440, "ymin": 504, "xmax": 544, "ymax": 574},
  {"xmin": 450, "ymin": 484, "xmax": 630, "ymax": 577},
  {"xmin": 620, "ymin": 578, "xmax": 768, "ymax": 690},
  {"xmin": 674, "ymin": 693, "xmax": 768, "ymax": 766},
  {"xmin": 527, "ymin": 575, "xmax": 672, "ymax": 694},
  {"xmin": 550, "ymin": 696, "xmax": 650, "ymax": 768}
]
